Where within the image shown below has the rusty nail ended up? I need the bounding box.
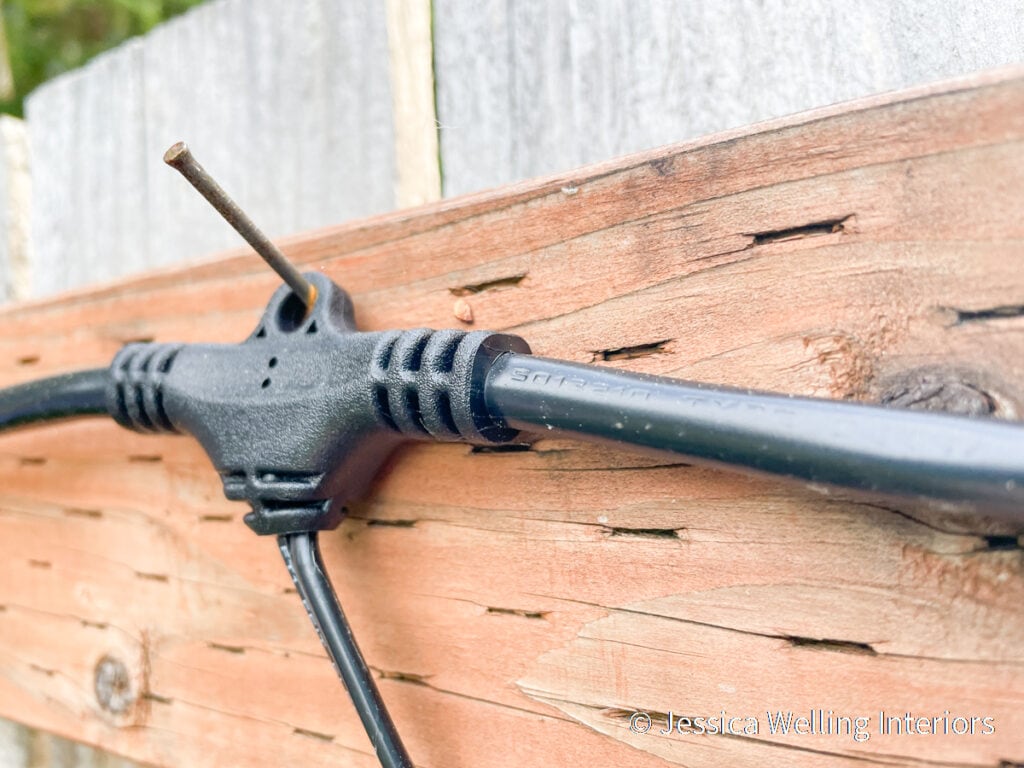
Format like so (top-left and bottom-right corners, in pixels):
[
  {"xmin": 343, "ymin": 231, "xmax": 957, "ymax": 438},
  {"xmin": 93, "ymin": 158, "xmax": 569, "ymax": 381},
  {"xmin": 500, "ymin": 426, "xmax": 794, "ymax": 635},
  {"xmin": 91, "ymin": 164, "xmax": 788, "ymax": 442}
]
[{"xmin": 163, "ymin": 142, "xmax": 317, "ymax": 309}]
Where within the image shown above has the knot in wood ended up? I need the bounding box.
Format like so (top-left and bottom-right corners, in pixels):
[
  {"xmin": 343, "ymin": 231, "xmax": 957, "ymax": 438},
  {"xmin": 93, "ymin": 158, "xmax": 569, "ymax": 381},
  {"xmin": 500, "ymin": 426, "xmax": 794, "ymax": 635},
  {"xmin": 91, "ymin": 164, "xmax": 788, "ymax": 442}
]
[{"xmin": 94, "ymin": 655, "xmax": 134, "ymax": 715}]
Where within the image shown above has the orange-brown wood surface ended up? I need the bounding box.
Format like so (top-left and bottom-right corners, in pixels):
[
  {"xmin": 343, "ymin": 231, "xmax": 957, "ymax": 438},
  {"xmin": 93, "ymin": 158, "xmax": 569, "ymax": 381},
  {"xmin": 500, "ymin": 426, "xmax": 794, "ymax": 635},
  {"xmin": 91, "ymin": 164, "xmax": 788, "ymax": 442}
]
[{"xmin": 2, "ymin": 68, "xmax": 1024, "ymax": 767}]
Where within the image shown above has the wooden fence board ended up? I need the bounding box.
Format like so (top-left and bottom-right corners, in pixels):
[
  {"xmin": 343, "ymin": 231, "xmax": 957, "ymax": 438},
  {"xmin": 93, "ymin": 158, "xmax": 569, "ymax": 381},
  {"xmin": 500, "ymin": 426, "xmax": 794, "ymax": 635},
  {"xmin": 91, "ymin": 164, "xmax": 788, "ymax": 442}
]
[
  {"xmin": 1, "ymin": 69, "xmax": 1024, "ymax": 767},
  {"xmin": 25, "ymin": 0, "xmax": 395, "ymax": 299},
  {"xmin": 433, "ymin": 0, "xmax": 1024, "ymax": 197},
  {"xmin": 0, "ymin": 117, "xmax": 29, "ymax": 305}
]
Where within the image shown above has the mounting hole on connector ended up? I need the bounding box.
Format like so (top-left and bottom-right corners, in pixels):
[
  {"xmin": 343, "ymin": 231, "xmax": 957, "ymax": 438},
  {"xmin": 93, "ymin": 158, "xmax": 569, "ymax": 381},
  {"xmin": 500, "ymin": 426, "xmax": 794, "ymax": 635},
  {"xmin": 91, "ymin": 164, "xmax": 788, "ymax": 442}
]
[{"xmin": 276, "ymin": 292, "xmax": 307, "ymax": 333}]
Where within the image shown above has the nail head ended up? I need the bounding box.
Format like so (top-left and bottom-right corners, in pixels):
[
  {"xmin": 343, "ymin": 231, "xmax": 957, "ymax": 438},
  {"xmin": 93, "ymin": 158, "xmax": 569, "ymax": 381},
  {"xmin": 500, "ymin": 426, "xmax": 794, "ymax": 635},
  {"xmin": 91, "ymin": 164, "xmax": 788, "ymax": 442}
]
[{"xmin": 163, "ymin": 141, "xmax": 190, "ymax": 166}]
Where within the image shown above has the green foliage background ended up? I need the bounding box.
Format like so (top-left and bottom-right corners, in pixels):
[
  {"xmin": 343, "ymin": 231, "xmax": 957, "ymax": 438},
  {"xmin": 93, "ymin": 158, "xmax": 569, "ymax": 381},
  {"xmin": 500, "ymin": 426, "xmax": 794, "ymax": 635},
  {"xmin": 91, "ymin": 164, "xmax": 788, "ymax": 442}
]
[{"xmin": 1, "ymin": 0, "xmax": 206, "ymax": 116}]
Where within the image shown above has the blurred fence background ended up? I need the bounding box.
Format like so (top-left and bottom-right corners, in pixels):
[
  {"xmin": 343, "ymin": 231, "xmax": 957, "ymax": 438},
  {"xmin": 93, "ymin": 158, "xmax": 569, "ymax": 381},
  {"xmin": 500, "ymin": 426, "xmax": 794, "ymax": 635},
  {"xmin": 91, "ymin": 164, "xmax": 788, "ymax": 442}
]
[{"xmin": 0, "ymin": 0, "xmax": 1021, "ymax": 765}]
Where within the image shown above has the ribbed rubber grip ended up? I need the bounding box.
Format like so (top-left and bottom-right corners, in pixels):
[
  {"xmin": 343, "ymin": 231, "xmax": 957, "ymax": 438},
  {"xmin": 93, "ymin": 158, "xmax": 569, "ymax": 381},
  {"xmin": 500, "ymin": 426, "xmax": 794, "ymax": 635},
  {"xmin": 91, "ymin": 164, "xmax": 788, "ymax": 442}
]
[
  {"xmin": 369, "ymin": 329, "xmax": 530, "ymax": 444},
  {"xmin": 107, "ymin": 343, "xmax": 183, "ymax": 433}
]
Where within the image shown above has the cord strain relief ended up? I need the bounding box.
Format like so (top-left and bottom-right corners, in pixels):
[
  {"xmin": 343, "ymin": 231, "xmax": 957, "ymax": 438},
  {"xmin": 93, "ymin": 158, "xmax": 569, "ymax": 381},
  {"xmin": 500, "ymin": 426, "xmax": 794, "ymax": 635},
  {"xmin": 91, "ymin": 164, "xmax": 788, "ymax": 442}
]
[
  {"xmin": 370, "ymin": 329, "xmax": 530, "ymax": 444},
  {"xmin": 108, "ymin": 343, "xmax": 184, "ymax": 433}
]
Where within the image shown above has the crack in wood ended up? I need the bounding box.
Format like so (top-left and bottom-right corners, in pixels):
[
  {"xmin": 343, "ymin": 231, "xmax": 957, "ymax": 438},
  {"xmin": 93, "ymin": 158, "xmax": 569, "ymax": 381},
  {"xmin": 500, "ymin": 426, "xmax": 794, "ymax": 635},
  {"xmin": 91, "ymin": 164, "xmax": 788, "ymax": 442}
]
[
  {"xmin": 468, "ymin": 442, "xmax": 532, "ymax": 454},
  {"xmin": 529, "ymin": 445, "xmax": 575, "ymax": 456},
  {"xmin": 127, "ymin": 686, "xmax": 372, "ymax": 756},
  {"xmin": 127, "ymin": 454, "xmax": 163, "ymax": 463},
  {"xmin": 292, "ymin": 727, "xmax": 335, "ymax": 742},
  {"xmin": 134, "ymin": 571, "xmax": 169, "ymax": 583},
  {"xmin": 142, "ymin": 691, "xmax": 172, "ymax": 705},
  {"xmin": 375, "ymin": 668, "xmax": 431, "ymax": 686},
  {"xmin": 528, "ymin": 461, "xmax": 692, "ymax": 473},
  {"xmin": 486, "ymin": 606, "xmax": 549, "ymax": 620},
  {"xmin": 603, "ymin": 705, "xmax": 677, "ymax": 727},
  {"xmin": 64, "ymin": 507, "xmax": 103, "ymax": 519},
  {"xmin": 537, "ymin": 591, "xmax": 1024, "ymax": 666},
  {"xmin": 590, "ymin": 339, "xmax": 672, "ymax": 362},
  {"xmin": 603, "ymin": 526, "xmax": 684, "ymax": 540},
  {"xmin": 366, "ymin": 518, "xmax": 417, "ymax": 528},
  {"xmin": 544, "ymin": 594, "xmax": 868, "ymax": 650},
  {"xmin": 786, "ymin": 635, "xmax": 878, "ymax": 655},
  {"xmin": 949, "ymin": 304, "xmax": 1024, "ymax": 325},
  {"xmin": 207, "ymin": 642, "xmax": 246, "ymax": 655},
  {"xmin": 859, "ymin": 502, "xmax": 968, "ymax": 537},
  {"xmin": 748, "ymin": 216, "xmax": 851, "ymax": 246},
  {"xmin": 980, "ymin": 534, "xmax": 1022, "ymax": 552},
  {"xmin": 369, "ymin": 665, "xmax": 572, "ymax": 723},
  {"xmin": 198, "ymin": 513, "xmax": 233, "ymax": 523},
  {"xmin": 449, "ymin": 273, "xmax": 527, "ymax": 296},
  {"xmin": 18, "ymin": 456, "xmax": 45, "ymax": 466}
]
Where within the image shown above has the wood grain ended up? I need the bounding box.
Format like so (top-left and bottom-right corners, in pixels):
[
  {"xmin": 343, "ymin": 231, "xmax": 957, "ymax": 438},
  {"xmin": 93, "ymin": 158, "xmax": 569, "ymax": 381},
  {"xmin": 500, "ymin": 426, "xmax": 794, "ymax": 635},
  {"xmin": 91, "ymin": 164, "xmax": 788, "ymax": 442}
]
[{"xmin": 2, "ymin": 68, "xmax": 1024, "ymax": 767}]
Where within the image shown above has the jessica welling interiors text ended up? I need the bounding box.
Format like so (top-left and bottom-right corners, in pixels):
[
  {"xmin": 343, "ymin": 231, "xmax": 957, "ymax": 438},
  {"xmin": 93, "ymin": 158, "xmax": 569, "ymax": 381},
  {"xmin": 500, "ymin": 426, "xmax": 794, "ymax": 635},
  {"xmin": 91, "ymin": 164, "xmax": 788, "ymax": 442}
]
[{"xmin": 627, "ymin": 710, "xmax": 996, "ymax": 743}]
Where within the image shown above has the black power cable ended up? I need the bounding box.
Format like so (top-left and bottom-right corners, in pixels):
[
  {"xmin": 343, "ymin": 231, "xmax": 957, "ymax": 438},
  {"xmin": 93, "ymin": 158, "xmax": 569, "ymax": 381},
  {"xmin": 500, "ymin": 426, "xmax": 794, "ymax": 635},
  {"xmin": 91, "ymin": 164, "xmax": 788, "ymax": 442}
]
[
  {"xmin": 484, "ymin": 353, "xmax": 1024, "ymax": 515},
  {"xmin": 0, "ymin": 368, "xmax": 108, "ymax": 431},
  {"xmin": 279, "ymin": 532, "xmax": 413, "ymax": 768}
]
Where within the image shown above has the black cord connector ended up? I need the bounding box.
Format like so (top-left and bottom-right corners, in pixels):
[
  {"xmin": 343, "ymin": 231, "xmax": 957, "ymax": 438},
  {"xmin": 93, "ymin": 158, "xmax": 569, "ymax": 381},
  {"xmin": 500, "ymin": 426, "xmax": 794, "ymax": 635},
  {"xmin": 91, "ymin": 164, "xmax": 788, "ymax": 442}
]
[
  {"xmin": 99, "ymin": 273, "xmax": 536, "ymax": 766},
  {"xmin": 106, "ymin": 272, "xmax": 530, "ymax": 535}
]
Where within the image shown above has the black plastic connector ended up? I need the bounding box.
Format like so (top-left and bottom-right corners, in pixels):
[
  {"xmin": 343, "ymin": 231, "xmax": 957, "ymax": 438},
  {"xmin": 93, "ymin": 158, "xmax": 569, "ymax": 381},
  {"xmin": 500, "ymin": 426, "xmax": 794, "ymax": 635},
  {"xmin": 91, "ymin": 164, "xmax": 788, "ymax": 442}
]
[{"xmin": 107, "ymin": 272, "xmax": 529, "ymax": 535}]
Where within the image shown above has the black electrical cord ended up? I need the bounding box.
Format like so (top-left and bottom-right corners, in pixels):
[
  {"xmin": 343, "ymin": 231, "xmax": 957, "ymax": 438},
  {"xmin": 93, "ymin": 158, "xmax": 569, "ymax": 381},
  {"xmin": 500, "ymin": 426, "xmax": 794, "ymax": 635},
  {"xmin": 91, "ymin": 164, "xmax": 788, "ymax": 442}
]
[
  {"xmin": 0, "ymin": 368, "xmax": 109, "ymax": 432},
  {"xmin": 483, "ymin": 353, "xmax": 1024, "ymax": 516},
  {"xmin": 278, "ymin": 532, "xmax": 413, "ymax": 768}
]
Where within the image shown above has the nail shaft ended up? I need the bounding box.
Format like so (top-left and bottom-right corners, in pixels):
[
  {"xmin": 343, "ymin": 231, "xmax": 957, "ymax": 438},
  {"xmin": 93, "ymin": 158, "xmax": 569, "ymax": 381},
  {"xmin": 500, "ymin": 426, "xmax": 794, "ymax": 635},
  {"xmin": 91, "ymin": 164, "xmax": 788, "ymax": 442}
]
[{"xmin": 163, "ymin": 142, "xmax": 316, "ymax": 308}]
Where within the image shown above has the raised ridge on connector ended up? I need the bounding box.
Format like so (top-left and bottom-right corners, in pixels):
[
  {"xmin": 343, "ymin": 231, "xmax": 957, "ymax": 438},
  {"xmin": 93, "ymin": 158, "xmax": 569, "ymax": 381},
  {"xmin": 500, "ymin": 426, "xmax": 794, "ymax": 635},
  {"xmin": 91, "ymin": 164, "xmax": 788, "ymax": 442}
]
[
  {"xmin": 107, "ymin": 343, "xmax": 183, "ymax": 434},
  {"xmin": 369, "ymin": 329, "xmax": 529, "ymax": 445}
]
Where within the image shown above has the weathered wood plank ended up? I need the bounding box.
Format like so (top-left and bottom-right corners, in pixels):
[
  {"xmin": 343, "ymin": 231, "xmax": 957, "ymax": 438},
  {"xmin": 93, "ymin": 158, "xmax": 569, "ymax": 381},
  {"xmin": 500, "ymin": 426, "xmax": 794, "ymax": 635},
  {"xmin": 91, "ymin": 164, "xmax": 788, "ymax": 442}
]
[
  {"xmin": 386, "ymin": 0, "xmax": 442, "ymax": 208},
  {"xmin": 433, "ymin": 0, "xmax": 1024, "ymax": 196},
  {"xmin": 1, "ymin": 69, "xmax": 1024, "ymax": 767},
  {"xmin": 0, "ymin": 116, "xmax": 30, "ymax": 304},
  {"xmin": 0, "ymin": 719, "xmax": 27, "ymax": 768},
  {"xmin": 25, "ymin": 0, "xmax": 395, "ymax": 299}
]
